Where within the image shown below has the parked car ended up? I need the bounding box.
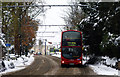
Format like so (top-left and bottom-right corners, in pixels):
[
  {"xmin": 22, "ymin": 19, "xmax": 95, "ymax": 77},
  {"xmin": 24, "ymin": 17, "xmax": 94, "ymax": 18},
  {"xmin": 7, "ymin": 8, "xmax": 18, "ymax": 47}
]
[{"xmin": 34, "ymin": 52, "xmax": 42, "ymax": 55}]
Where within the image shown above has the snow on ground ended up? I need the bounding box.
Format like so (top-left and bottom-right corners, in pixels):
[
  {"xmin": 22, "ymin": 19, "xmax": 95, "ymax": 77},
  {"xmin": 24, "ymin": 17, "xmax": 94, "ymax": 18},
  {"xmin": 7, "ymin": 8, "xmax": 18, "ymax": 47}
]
[
  {"xmin": 85, "ymin": 56, "xmax": 119, "ymax": 76},
  {"xmin": 52, "ymin": 52, "xmax": 61, "ymax": 58},
  {"xmin": 101, "ymin": 56, "xmax": 118, "ymax": 66},
  {"xmin": 0, "ymin": 54, "xmax": 34, "ymax": 75},
  {"xmin": 89, "ymin": 64, "xmax": 118, "ymax": 75},
  {"xmin": 51, "ymin": 53, "xmax": 119, "ymax": 76}
]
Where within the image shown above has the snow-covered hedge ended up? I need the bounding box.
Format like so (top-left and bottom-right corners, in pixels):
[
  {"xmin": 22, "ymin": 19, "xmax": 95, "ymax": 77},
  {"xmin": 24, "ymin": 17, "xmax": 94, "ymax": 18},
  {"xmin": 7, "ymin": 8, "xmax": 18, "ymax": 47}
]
[
  {"xmin": 101, "ymin": 56, "xmax": 118, "ymax": 67},
  {"xmin": 0, "ymin": 53, "xmax": 34, "ymax": 74},
  {"xmin": 0, "ymin": 33, "xmax": 6, "ymax": 47},
  {"xmin": 115, "ymin": 36, "xmax": 120, "ymax": 46},
  {"xmin": 85, "ymin": 55, "xmax": 119, "ymax": 69}
]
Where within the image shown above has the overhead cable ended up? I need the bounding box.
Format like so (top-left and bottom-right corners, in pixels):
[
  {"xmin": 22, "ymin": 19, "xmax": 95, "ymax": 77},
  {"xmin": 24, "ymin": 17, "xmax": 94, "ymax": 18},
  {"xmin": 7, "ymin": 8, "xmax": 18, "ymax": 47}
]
[{"xmin": 1, "ymin": 4, "xmax": 87, "ymax": 8}]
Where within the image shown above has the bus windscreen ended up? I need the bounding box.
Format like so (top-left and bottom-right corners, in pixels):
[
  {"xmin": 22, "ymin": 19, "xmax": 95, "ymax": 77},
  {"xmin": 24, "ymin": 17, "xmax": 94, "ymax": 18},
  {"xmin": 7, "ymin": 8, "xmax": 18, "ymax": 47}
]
[
  {"xmin": 62, "ymin": 47, "xmax": 82, "ymax": 59},
  {"xmin": 62, "ymin": 31, "xmax": 81, "ymax": 46}
]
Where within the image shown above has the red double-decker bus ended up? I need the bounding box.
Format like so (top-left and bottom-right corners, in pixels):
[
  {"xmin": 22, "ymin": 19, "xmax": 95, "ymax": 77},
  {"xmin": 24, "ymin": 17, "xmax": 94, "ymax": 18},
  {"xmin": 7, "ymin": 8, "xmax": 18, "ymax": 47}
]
[{"xmin": 61, "ymin": 30, "xmax": 83, "ymax": 67}]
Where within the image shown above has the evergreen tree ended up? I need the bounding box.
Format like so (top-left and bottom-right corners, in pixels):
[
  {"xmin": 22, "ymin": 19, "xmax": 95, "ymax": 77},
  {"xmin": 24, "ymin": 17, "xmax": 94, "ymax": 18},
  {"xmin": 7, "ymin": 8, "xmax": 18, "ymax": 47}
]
[
  {"xmin": 63, "ymin": 2, "xmax": 120, "ymax": 57},
  {"xmin": 80, "ymin": 2, "xmax": 120, "ymax": 57}
]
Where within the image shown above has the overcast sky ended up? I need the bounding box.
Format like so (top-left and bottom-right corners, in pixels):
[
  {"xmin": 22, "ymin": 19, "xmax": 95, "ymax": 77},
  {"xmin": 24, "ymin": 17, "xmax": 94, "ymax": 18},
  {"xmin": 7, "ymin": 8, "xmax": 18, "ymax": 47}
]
[{"xmin": 35, "ymin": 0, "xmax": 71, "ymax": 46}]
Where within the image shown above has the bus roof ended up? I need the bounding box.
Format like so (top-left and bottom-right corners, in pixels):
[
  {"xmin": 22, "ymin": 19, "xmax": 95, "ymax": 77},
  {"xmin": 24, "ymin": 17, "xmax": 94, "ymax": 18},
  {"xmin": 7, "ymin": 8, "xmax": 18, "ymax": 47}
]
[{"xmin": 62, "ymin": 30, "xmax": 82, "ymax": 34}]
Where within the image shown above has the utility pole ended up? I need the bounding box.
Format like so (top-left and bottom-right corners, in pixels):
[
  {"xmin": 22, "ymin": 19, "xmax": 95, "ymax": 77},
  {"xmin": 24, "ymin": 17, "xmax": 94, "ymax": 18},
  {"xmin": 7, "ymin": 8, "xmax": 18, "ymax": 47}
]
[
  {"xmin": 45, "ymin": 39, "xmax": 47, "ymax": 55},
  {"xmin": 39, "ymin": 40, "xmax": 42, "ymax": 53}
]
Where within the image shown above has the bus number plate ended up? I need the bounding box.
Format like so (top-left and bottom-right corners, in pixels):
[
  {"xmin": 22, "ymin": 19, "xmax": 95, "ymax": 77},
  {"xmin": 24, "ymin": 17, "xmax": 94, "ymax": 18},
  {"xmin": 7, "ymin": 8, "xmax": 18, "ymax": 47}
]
[{"xmin": 69, "ymin": 63, "xmax": 74, "ymax": 65}]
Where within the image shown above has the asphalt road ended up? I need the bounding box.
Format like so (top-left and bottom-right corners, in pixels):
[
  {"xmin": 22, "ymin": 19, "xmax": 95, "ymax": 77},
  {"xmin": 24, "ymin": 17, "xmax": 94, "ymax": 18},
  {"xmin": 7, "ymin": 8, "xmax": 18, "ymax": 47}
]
[{"xmin": 2, "ymin": 55, "xmax": 118, "ymax": 77}]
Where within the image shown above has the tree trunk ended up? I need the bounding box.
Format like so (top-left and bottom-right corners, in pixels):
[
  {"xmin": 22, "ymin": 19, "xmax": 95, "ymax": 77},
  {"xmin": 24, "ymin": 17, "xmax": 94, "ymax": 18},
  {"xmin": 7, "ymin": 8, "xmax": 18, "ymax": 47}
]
[
  {"xmin": 0, "ymin": 45, "xmax": 2, "ymax": 60},
  {"xmin": 14, "ymin": 33, "xmax": 20, "ymax": 56}
]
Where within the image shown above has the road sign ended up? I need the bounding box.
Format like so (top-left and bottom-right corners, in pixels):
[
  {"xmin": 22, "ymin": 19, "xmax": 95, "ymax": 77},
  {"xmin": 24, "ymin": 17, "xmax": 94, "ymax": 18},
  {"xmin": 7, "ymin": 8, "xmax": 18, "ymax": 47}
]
[{"xmin": 5, "ymin": 44, "xmax": 11, "ymax": 47}]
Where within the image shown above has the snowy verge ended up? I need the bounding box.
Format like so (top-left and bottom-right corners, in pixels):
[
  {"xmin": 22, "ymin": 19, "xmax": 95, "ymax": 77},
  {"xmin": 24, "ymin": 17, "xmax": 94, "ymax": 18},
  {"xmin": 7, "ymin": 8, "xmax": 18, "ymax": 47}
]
[
  {"xmin": 84, "ymin": 56, "xmax": 119, "ymax": 76},
  {"xmin": 89, "ymin": 64, "xmax": 118, "ymax": 75},
  {"xmin": 0, "ymin": 54, "xmax": 34, "ymax": 75}
]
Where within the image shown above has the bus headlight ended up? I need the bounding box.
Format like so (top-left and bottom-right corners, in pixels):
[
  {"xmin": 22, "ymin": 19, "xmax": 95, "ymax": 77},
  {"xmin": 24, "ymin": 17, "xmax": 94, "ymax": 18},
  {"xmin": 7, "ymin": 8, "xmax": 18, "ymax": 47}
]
[
  {"xmin": 79, "ymin": 61, "xmax": 81, "ymax": 63},
  {"xmin": 62, "ymin": 61, "xmax": 65, "ymax": 63}
]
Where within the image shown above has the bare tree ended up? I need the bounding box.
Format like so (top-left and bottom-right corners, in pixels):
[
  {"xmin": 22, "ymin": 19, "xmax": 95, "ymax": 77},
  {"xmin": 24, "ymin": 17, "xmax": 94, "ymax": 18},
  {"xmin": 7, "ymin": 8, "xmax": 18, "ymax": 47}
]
[{"xmin": 62, "ymin": 1, "xmax": 85, "ymax": 30}]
